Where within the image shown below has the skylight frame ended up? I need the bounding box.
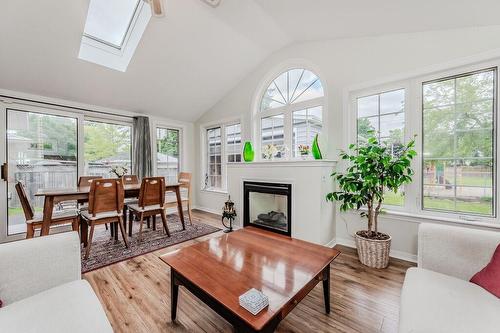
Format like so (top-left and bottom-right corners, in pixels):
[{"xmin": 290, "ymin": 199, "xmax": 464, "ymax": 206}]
[{"xmin": 83, "ymin": 0, "xmax": 142, "ymax": 51}]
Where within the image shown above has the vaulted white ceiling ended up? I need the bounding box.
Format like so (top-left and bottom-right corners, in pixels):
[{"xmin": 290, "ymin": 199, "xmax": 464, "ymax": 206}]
[{"xmin": 1, "ymin": 0, "xmax": 499, "ymax": 121}]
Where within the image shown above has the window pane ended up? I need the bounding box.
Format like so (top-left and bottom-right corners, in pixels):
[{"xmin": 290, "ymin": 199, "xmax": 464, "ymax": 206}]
[
  {"xmin": 261, "ymin": 69, "xmax": 324, "ymax": 111},
  {"xmin": 226, "ymin": 124, "xmax": 241, "ymax": 163},
  {"xmin": 7, "ymin": 110, "xmax": 78, "ymax": 235},
  {"xmin": 292, "ymin": 106, "xmax": 323, "ymax": 157},
  {"xmin": 157, "ymin": 127, "xmax": 180, "ymax": 184},
  {"xmin": 206, "ymin": 127, "xmax": 222, "ymax": 189},
  {"xmin": 422, "ymin": 69, "xmax": 496, "ymax": 216},
  {"xmin": 261, "ymin": 115, "xmax": 285, "ymax": 158},
  {"xmin": 84, "ymin": 121, "xmax": 132, "ymax": 177},
  {"xmin": 356, "ymin": 89, "xmax": 406, "ymax": 206},
  {"xmin": 84, "ymin": 0, "xmax": 140, "ymax": 48}
]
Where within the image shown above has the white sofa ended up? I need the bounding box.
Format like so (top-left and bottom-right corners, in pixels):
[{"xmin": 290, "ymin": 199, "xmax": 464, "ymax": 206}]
[
  {"xmin": 399, "ymin": 223, "xmax": 500, "ymax": 333},
  {"xmin": 0, "ymin": 232, "xmax": 113, "ymax": 333}
]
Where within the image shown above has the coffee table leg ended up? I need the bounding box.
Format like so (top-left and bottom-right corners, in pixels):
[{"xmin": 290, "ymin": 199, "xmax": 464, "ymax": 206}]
[
  {"xmin": 322, "ymin": 264, "xmax": 331, "ymax": 314},
  {"xmin": 171, "ymin": 268, "xmax": 179, "ymax": 321}
]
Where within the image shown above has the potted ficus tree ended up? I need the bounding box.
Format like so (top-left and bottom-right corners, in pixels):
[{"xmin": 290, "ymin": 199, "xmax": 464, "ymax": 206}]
[{"xmin": 326, "ymin": 134, "xmax": 416, "ymax": 268}]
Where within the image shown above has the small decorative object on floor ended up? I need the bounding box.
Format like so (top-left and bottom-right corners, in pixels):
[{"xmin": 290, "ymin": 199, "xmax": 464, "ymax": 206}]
[
  {"xmin": 222, "ymin": 195, "xmax": 236, "ymax": 233},
  {"xmin": 110, "ymin": 165, "xmax": 128, "ymax": 178},
  {"xmin": 243, "ymin": 141, "xmax": 255, "ymax": 162},
  {"xmin": 311, "ymin": 134, "xmax": 323, "ymax": 160},
  {"xmin": 239, "ymin": 288, "xmax": 269, "ymax": 315}
]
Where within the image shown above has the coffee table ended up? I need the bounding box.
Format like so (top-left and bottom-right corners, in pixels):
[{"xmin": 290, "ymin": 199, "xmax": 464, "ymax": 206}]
[{"xmin": 160, "ymin": 226, "xmax": 340, "ymax": 332}]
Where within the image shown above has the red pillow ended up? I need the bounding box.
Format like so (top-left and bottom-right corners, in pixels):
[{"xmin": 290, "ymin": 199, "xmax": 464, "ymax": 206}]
[{"xmin": 470, "ymin": 243, "xmax": 500, "ymax": 298}]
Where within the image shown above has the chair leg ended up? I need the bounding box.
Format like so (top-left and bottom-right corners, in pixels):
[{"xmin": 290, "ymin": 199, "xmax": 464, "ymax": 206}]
[
  {"xmin": 118, "ymin": 216, "xmax": 129, "ymax": 248},
  {"xmin": 147, "ymin": 217, "xmax": 151, "ymax": 229},
  {"xmin": 71, "ymin": 218, "xmax": 79, "ymax": 232},
  {"xmin": 85, "ymin": 224, "xmax": 95, "ymax": 260},
  {"xmin": 128, "ymin": 210, "xmax": 134, "ymax": 237},
  {"xmin": 105, "ymin": 223, "xmax": 108, "ymax": 231},
  {"xmin": 152, "ymin": 215, "xmax": 157, "ymax": 231},
  {"xmin": 26, "ymin": 224, "xmax": 35, "ymax": 239},
  {"xmin": 160, "ymin": 210, "xmax": 170, "ymax": 237},
  {"xmin": 138, "ymin": 213, "xmax": 145, "ymax": 241}
]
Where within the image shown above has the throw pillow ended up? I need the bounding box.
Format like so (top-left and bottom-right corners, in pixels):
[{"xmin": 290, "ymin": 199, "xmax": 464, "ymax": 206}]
[{"xmin": 470, "ymin": 243, "xmax": 500, "ymax": 298}]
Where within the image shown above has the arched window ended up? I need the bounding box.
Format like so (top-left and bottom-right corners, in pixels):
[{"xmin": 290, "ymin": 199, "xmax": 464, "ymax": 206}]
[{"xmin": 258, "ymin": 68, "xmax": 324, "ymax": 159}]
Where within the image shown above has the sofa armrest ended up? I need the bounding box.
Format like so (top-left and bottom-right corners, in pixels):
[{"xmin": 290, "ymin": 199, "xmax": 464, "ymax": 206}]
[
  {"xmin": 0, "ymin": 232, "xmax": 81, "ymax": 305},
  {"xmin": 418, "ymin": 223, "xmax": 500, "ymax": 280}
]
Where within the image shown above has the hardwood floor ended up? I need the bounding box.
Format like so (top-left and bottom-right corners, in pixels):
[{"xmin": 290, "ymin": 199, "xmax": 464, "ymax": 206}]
[{"xmin": 83, "ymin": 210, "xmax": 415, "ymax": 333}]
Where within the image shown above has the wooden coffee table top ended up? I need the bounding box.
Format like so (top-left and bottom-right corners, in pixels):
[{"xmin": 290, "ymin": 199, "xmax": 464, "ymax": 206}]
[{"xmin": 160, "ymin": 226, "xmax": 340, "ymax": 331}]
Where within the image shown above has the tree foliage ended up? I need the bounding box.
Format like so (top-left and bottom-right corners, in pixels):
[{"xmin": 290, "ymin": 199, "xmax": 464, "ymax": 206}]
[{"xmin": 326, "ymin": 133, "xmax": 416, "ymax": 236}]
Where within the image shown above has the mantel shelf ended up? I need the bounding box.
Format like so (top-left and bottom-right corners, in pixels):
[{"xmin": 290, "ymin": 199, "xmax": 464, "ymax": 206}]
[{"xmin": 227, "ymin": 160, "xmax": 337, "ymax": 168}]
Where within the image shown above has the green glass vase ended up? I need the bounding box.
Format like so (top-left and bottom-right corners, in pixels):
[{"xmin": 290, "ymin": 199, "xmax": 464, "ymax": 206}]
[
  {"xmin": 311, "ymin": 134, "xmax": 323, "ymax": 160},
  {"xmin": 243, "ymin": 141, "xmax": 255, "ymax": 162}
]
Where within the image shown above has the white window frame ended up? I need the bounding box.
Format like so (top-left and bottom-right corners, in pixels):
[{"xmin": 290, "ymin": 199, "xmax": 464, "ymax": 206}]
[
  {"xmin": 347, "ymin": 60, "xmax": 500, "ymax": 224},
  {"xmin": 200, "ymin": 118, "xmax": 242, "ymax": 192},
  {"xmin": 253, "ymin": 67, "xmax": 326, "ymax": 161},
  {"xmin": 78, "ymin": 0, "xmax": 151, "ymax": 72}
]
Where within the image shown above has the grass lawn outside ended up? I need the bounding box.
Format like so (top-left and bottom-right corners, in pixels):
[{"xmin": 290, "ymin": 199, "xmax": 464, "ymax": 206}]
[{"xmin": 424, "ymin": 197, "xmax": 492, "ymax": 215}]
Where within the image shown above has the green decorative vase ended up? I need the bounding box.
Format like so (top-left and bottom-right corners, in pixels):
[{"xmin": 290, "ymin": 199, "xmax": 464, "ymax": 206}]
[
  {"xmin": 243, "ymin": 141, "xmax": 255, "ymax": 162},
  {"xmin": 311, "ymin": 134, "xmax": 323, "ymax": 160}
]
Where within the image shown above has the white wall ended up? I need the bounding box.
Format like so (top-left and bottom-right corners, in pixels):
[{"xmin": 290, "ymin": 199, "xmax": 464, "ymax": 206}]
[{"xmin": 194, "ymin": 26, "xmax": 500, "ymax": 260}]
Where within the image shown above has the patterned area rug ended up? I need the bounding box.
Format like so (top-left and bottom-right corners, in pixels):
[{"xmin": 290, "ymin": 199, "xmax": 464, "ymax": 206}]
[{"xmin": 81, "ymin": 214, "xmax": 220, "ymax": 273}]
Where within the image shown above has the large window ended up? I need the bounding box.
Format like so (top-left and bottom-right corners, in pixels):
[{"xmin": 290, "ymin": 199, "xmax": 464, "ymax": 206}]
[
  {"xmin": 356, "ymin": 89, "xmax": 406, "ymax": 206},
  {"xmin": 206, "ymin": 127, "xmax": 222, "ymax": 189},
  {"xmin": 259, "ymin": 68, "xmax": 324, "ymax": 159},
  {"xmin": 84, "ymin": 120, "xmax": 132, "ymax": 177},
  {"xmin": 226, "ymin": 124, "xmax": 242, "ymax": 163},
  {"xmin": 156, "ymin": 127, "xmax": 180, "ymax": 184},
  {"xmin": 422, "ymin": 69, "xmax": 496, "ymax": 216}
]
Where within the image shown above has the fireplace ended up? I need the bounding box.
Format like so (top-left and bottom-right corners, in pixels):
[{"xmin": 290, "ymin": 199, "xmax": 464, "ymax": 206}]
[{"xmin": 243, "ymin": 181, "xmax": 291, "ymax": 236}]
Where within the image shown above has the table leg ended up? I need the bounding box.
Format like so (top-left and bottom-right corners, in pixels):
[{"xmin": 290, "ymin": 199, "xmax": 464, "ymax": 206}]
[
  {"xmin": 41, "ymin": 196, "xmax": 54, "ymax": 236},
  {"xmin": 322, "ymin": 264, "xmax": 331, "ymax": 314},
  {"xmin": 175, "ymin": 187, "xmax": 185, "ymax": 230},
  {"xmin": 171, "ymin": 268, "xmax": 179, "ymax": 321},
  {"xmin": 114, "ymin": 222, "xmax": 119, "ymax": 241}
]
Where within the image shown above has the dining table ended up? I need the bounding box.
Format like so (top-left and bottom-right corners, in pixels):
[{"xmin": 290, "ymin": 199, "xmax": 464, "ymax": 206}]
[{"xmin": 35, "ymin": 182, "xmax": 185, "ymax": 240}]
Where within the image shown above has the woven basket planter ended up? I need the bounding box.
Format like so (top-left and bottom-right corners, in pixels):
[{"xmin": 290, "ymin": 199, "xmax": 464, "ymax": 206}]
[{"xmin": 354, "ymin": 231, "xmax": 392, "ymax": 269}]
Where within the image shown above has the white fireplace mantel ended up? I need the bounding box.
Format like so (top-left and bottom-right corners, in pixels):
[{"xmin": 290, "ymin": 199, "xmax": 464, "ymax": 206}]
[{"xmin": 227, "ymin": 160, "xmax": 337, "ymax": 246}]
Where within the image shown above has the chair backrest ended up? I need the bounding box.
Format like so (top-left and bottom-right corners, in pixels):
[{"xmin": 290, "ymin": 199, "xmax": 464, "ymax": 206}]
[
  {"xmin": 78, "ymin": 176, "xmax": 102, "ymax": 187},
  {"xmin": 15, "ymin": 182, "xmax": 34, "ymax": 220},
  {"xmin": 88, "ymin": 178, "xmax": 124, "ymax": 216},
  {"xmin": 178, "ymin": 172, "xmax": 192, "ymax": 199},
  {"xmin": 138, "ymin": 177, "xmax": 165, "ymax": 208},
  {"xmin": 121, "ymin": 175, "xmax": 139, "ymax": 185}
]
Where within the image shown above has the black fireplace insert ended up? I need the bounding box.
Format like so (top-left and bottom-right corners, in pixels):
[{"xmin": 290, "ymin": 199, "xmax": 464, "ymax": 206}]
[{"xmin": 243, "ymin": 181, "xmax": 291, "ymax": 236}]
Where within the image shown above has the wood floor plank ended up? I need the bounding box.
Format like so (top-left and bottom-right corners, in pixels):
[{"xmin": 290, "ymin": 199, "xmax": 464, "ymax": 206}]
[{"xmin": 84, "ymin": 210, "xmax": 414, "ymax": 333}]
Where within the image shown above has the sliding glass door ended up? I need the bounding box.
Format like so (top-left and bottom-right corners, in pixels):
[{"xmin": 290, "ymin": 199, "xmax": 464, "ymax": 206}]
[{"xmin": 4, "ymin": 108, "xmax": 78, "ymax": 236}]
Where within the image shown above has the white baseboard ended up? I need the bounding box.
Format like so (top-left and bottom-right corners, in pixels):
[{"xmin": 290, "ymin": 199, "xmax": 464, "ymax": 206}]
[
  {"xmin": 324, "ymin": 238, "xmax": 336, "ymax": 248},
  {"xmin": 334, "ymin": 237, "xmax": 417, "ymax": 263},
  {"xmin": 192, "ymin": 205, "xmax": 221, "ymax": 216}
]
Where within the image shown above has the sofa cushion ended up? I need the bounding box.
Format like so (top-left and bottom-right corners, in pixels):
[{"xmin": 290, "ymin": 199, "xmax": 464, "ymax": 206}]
[
  {"xmin": 470, "ymin": 243, "xmax": 500, "ymax": 298},
  {"xmin": 0, "ymin": 280, "xmax": 113, "ymax": 333},
  {"xmin": 399, "ymin": 267, "xmax": 500, "ymax": 333}
]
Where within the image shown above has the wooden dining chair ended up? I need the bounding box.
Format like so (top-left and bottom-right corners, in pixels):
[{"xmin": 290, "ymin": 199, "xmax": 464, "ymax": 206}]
[
  {"xmin": 15, "ymin": 182, "xmax": 79, "ymax": 239},
  {"xmin": 165, "ymin": 172, "xmax": 193, "ymax": 224},
  {"xmin": 128, "ymin": 177, "xmax": 170, "ymax": 240},
  {"xmin": 78, "ymin": 175, "xmax": 103, "ymax": 187},
  {"xmin": 80, "ymin": 178, "xmax": 129, "ymax": 259}
]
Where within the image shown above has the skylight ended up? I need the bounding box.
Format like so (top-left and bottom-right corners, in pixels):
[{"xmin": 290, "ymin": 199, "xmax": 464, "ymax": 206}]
[{"xmin": 83, "ymin": 0, "xmax": 141, "ymax": 49}]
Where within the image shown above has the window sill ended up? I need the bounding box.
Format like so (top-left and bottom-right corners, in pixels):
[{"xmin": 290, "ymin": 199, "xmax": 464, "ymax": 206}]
[
  {"xmin": 344, "ymin": 208, "xmax": 500, "ymax": 230},
  {"xmin": 200, "ymin": 188, "xmax": 228, "ymax": 195}
]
